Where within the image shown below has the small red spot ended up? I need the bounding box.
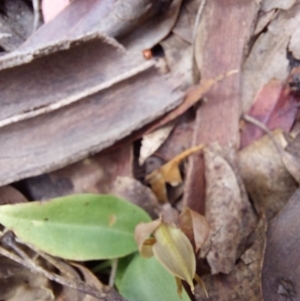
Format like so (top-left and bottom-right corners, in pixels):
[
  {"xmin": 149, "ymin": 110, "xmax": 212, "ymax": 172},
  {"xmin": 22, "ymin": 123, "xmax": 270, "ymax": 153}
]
[{"xmin": 143, "ymin": 49, "xmax": 152, "ymax": 60}]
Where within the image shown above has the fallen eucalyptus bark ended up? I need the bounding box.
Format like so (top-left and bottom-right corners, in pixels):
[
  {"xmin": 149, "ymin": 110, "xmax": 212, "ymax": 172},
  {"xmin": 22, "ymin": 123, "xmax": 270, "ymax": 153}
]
[{"xmin": 0, "ymin": 32, "xmax": 184, "ymax": 186}]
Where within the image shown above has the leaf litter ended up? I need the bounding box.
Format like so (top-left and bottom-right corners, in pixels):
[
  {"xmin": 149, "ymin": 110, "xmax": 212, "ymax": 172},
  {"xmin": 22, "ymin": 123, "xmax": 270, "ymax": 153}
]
[{"xmin": 1, "ymin": 0, "xmax": 300, "ymax": 300}]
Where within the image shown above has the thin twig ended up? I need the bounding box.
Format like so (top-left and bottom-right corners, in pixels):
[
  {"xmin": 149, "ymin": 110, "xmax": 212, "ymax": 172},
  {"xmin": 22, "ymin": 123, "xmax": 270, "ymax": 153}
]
[
  {"xmin": 0, "ymin": 232, "xmax": 108, "ymax": 300},
  {"xmin": 242, "ymin": 114, "xmax": 283, "ymax": 153}
]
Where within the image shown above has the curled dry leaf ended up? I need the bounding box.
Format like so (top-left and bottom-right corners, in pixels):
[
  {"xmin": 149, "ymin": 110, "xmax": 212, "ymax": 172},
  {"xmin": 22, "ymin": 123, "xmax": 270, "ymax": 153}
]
[
  {"xmin": 201, "ymin": 145, "xmax": 256, "ymax": 274},
  {"xmin": 239, "ymin": 129, "xmax": 298, "ymax": 220},
  {"xmin": 179, "ymin": 207, "xmax": 210, "ymax": 252},
  {"xmin": 146, "ymin": 145, "xmax": 204, "ymax": 203}
]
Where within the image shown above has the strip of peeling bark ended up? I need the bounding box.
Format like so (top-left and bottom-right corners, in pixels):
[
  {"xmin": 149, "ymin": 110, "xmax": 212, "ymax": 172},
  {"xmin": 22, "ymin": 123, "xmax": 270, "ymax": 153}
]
[{"xmin": 183, "ymin": 0, "xmax": 261, "ymax": 213}]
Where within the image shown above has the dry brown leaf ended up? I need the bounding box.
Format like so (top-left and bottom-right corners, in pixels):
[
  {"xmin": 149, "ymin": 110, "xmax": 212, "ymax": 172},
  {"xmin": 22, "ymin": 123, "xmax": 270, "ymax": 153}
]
[
  {"xmin": 179, "ymin": 207, "xmax": 210, "ymax": 252},
  {"xmin": 195, "ymin": 217, "xmax": 266, "ymax": 301},
  {"xmin": 201, "ymin": 145, "xmax": 257, "ymax": 274},
  {"xmin": 239, "ymin": 129, "xmax": 297, "ymax": 220},
  {"xmin": 146, "ymin": 145, "xmax": 204, "ymax": 203}
]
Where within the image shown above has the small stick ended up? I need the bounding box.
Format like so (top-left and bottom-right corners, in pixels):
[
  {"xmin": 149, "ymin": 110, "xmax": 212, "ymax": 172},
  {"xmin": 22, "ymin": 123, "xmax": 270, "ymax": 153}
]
[{"xmin": 0, "ymin": 232, "xmax": 108, "ymax": 300}]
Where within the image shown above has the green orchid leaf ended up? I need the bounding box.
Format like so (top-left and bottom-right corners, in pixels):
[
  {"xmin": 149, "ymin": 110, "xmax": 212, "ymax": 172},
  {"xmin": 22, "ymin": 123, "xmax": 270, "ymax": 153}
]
[
  {"xmin": 118, "ymin": 253, "xmax": 191, "ymax": 301},
  {"xmin": 115, "ymin": 254, "xmax": 134, "ymax": 289},
  {"xmin": 0, "ymin": 194, "xmax": 151, "ymax": 260}
]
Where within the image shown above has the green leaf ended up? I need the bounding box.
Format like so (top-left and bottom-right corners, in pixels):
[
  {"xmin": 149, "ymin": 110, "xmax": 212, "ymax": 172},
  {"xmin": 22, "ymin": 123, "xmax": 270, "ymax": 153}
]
[
  {"xmin": 119, "ymin": 254, "xmax": 191, "ymax": 301},
  {"xmin": 0, "ymin": 194, "xmax": 151, "ymax": 260},
  {"xmin": 115, "ymin": 254, "xmax": 134, "ymax": 289}
]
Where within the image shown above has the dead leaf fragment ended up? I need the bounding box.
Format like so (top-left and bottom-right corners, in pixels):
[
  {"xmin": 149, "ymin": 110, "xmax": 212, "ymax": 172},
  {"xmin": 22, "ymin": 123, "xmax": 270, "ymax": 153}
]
[
  {"xmin": 239, "ymin": 129, "xmax": 297, "ymax": 220},
  {"xmin": 179, "ymin": 207, "xmax": 210, "ymax": 252},
  {"xmin": 146, "ymin": 145, "xmax": 204, "ymax": 203},
  {"xmin": 139, "ymin": 122, "xmax": 175, "ymax": 165},
  {"xmin": 201, "ymin": 145, "xmax": 256, "ymax": 274},
  {"xmin": 240, "ymin": 79, "xmax": 299, "ymax": 148}
]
